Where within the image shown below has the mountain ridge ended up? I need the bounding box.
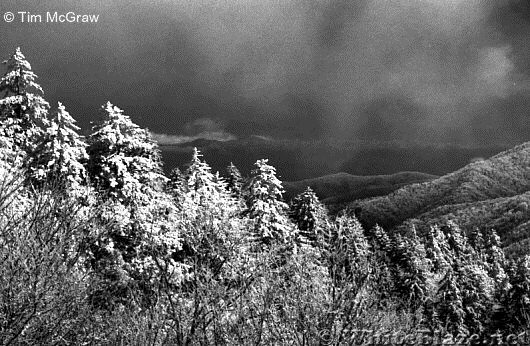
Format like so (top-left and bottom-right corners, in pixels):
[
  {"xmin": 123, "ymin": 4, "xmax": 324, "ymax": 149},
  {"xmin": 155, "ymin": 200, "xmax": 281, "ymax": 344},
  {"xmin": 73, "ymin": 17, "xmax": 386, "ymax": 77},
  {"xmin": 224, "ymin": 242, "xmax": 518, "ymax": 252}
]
[
  {"xmin": 283, "ymin": 171, "xmax": 438, "ymax": 214},
  {"xmin": 346, "ymin": 141, "xmax": 530, "ymax": 254},
  {"xmin": 159, "ymin": 136, "xmax": 509, "ymax": 181}
]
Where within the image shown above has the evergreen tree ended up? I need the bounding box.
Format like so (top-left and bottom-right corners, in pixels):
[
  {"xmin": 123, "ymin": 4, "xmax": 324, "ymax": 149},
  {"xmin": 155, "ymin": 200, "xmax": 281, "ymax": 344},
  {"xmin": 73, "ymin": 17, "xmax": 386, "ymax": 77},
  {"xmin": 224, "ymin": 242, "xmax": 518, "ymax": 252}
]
[
  {"xmin": 483, "ymin": 229, "xmax": 508, "ymax": 294},
  {"xmin": 389, "ymin": 232, "xmax": 430, "ymax": 309},
  {"xmin": 469, "ymin": 228, "xmax": 485, "ymax": 258},
  {"xmin": 367, "ymin": 224, "xmax": 391, "ymax": 256},
  {"xmin": 172, "ymin": 148, "xmax": 240, "ymax": 264},
  {"xmin": 167, "ymin": 167, "xmax": 185, "ymax": 195},
  {"xmin": 456, "ymin": 262, "xmax": 494, "ymax": 335},
  {"xmin": 87, "ymin": 101, "xmax": 165, "ymax": 203},
  {"xmin": 442, "ymin": 220, "xmax": 473, "ymax": 266},
  {"xmin": 213, "ymin": 171, "xmax": 224, "ymax": 186},
  {"xmin": 0, "ymin": 47, "xmax": 49, "ymax": 163},
  {"xmin": 288, "ymin": 187, "xmax": 329, "ymax": 244},
  {"xmin": 26, "ymin": 102, "xmax": 88, "ymax": 192},
  {"xmin": 483, "ymin": 228, "xmax": 510, "ymax": 332},
  {"xmin": 246, "ymin": 159, "xmax": 293, "ymax": 245},
  {"xmin": 184, "ymin": 148, "xmax": 229, "ymax": 205},
  {"xmin": 490, "ymin": 258, "xmax": 518, "ymax": 333},
  {"xmin": 171, "ymin": 152, "xmax": 247, "ymax": 301},
  {"xmin": 364, "ymin": 225, "xmax": 395, "ymax": 302},
  {"xmin": 86, "ymin": 102, "xmax": 180, "ymax": 309},
  {"xmin": 506, "ymin": 255, "xmax": 530, "ymax": 331},
  {"xmin": 425, "ymin": 225, "xmax": 451, "ymax": 273},
  {"xmin": 436, "ymin": 267, "xmax": 466, "ymax": 335},
  {"xmin": 226, "ymin": 162, "xmax": 243, "ymax": 198},
  {"xmin": 438, "ymin": 222, "xmax": 495, "ymax": 334},
  {"xmin": 328, "ymin": 215, "xmax": 371, "ymax": 283}
]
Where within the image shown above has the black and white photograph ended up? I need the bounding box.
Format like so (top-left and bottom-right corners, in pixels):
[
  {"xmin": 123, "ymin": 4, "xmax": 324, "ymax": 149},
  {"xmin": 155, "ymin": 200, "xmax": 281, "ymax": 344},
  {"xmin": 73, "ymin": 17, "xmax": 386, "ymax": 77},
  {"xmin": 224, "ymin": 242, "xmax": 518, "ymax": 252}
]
[{"xmin": 1, "ymin": 0, "xmax": 530, "ymax": 344}]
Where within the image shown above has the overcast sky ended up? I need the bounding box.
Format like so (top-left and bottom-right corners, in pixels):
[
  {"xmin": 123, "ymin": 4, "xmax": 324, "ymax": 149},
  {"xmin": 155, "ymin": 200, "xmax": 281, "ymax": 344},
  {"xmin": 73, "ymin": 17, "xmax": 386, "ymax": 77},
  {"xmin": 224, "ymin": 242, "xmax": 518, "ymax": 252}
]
[{"xmin": 1, "ymin": 0, "xmax": 529, "ymax": 148}]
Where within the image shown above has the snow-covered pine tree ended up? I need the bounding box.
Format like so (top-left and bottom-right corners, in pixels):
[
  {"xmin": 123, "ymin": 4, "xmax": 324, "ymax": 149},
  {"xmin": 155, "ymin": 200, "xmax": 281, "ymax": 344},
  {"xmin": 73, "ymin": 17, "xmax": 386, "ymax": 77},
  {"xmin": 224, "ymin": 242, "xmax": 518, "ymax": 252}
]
[
  {"xmin": 329, "ymin": 214, "xmax": 371, "ymax": 283},
  {"xmin": 87, "ymin": 101, "xmax": 166, "ymax": 204},
  {"xmin": 86, "ymin": 102, "xmax": 181, "ymax": 309},
  {"xmin": 437, "ymin": 222, "xmax": 494, "ymax": 333},
  {"xmin": 490, "ymin": 257, "xmax": 518, "ymax": 333},
  {"xmin": 389, "ymin": 231, "xmax": 430, "ymax": 309},
  {"xmin": 213, "ymin": 171, "xmax": 228, "ymax": 194},
  {"xmin": 436, "ymin": 268, "xmax": 466, "ymax": 335},
  {"xmin": 481, "ymin": 228, "xmax": 510, "ymax": 329},
  {"xmin": 171, "ymin": 149, "xmax": 246, "ymax": 296},
  {"xmin": 183, "ymin": 148, "xmax": 232, "ymax": 207},
  {"xmin": 167, "ymin": 167, "xmax": 185, "ymax": 195},
  {"xmin": 506, "ymin": 255, "xmax": 530, "ymax": 331},
  {"xmin": 469, "ymin": 228, "xmax": 485, "ymax": 256},
  {"xmin": 226, "ymin": 161, "xmax": 243, "ymax": 198},
  {"xmin": 246, "ymin": 159, "xmax": 293, "ymax": 245},
  {"xmin": 26, "ymin": 102, "xmax": 87, "ymax": 192},
  {"xmin": 442, "ymin": 220, "xmax": 473, "ymax": 265},
  {"xmin": 425, "ymin": 225, "xmax": 451, "ymax": 273},
  {"xmin": 365, "ymin": 225, "xmax": 395, "ymax": 298},
  {"xmin": 456, "ymin": 261, "xmax": 494, "ymax": 335},
  {"xmin": 483, "ymin": 229, "xmax": 508, "ymax": 292},
  {"xmin": 368, "ymin": 224, "xmax": 391, "ymax": 255},
  {"xmin": 289, "ymin": 187, "xmax": 329, "ymax": 244},
  {"xmin": 0, "ymin": 47, "xmax": 49, "ymax": 164}
]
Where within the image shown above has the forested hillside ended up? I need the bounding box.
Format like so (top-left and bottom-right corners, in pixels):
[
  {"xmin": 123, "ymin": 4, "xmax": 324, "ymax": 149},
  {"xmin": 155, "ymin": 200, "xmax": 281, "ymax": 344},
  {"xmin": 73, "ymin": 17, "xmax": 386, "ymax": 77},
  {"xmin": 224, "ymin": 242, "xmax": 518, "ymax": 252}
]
[
  {"xmin": 284, "ymin": 171, "xmax": 437, "ymax": 214},
  {"xmin": 2, "ymin": 48, "xmax": 530, "ymax": 345},
  {"xmin": 350, "ymin": 143, "xmax": 530, "ymax": 231},
  {"xmin": 392, "ymin": 192, "xmax": 530, "ymax": 256}
]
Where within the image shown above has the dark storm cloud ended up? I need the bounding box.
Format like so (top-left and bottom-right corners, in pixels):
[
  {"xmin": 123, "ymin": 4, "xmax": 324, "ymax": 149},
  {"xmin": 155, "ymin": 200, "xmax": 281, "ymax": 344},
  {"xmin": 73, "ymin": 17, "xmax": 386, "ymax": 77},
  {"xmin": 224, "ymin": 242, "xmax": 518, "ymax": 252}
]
[
  {"xmin": 356, "ymin": 96, "xmax": 426, "ymax": 141},
  {"xmin": 1, "ymin": 0, "xmax": 529, "ymax": 146},
  {"xmin": 316, "ymin": 0, "xmax": 368, "ymax": 50}
]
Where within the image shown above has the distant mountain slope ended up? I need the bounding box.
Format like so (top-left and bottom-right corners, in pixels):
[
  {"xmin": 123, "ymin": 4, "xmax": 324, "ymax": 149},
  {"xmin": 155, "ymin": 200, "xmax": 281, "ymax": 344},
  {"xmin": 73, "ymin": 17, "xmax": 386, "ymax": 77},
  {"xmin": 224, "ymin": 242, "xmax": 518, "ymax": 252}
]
[
  {"xmin": 394, "ymin": 192, "xmax": 530, "ymax": 258},
  {"xmin": 283, "ymin": 171, "xmax": 438, "ymax": 214},
  {"xmin": 348, "ymin": 142, "xmax": 530, "ymax": 231}
]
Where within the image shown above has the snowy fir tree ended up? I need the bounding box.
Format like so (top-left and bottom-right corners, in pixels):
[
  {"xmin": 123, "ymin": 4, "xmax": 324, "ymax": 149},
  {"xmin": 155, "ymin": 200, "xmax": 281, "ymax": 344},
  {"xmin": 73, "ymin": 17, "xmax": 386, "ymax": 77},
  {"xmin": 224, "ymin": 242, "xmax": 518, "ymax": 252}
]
[
  {"xmin": 389, "ymin": 232, "xmax": 430, "ymax": 308},
  {"xmin": 166, "ymin": 166, "xmax": 191, "ymax": 221},
  {"xmin": 436, "ymin": 268, "xmax": 466, "ymax": 335},
  {"xmin": 184, "ymin": 147, "xmax": 228, "ymax": 205},
  {"xmin": 26, "ymin": 102, "xmax": 88, "ymax": 192},
  {"xmin": 289, "ymin": 186, "xmax": 329, "ymax": 244},
  {"xmin": 425, "ymin": 225, "xmax": 451, "ymax": 273},
  {"xmin": 0, "ymin": 48, "xmax": 49, "ymax": 163},
  {"xmin": 328, "ymin": 214, "xmax": 371, "ymax": 285},
  {"xmin": 483, "ymin": 229, "xmax": 508, "ymax": 293},
  {"xmin": 442, "ymin": 220, "xmax": 473, "ymax": 265},
  {"xmin": 469, "ymin": 228, "xmax": 486, "ymax": 258},
  {"xmin": 367, "ymin": 224, "xmax": 391, "ymax": 256},
  {"xmin": 167, "ymin": 167, "xmax": 185, "ymax": 195},
  {"xmin": 86, "ymin": 102, "xmax": 181, "ymax": 309},
  {"xmin": 506, "ymin": 255, "xmax": 530, "ymax": 331},
  {"xmin": 246, "ymin": 159, "xmax": 294, "ymax": 245},
  {"xmin": 175, "ymin": 149, "xmax": 240, "ymax": 237},
  {"xmin": 226, "ymin": 161, "xmax": 243, "ymax": 198},
  {"xmin": 456, "ymin": 262, "xmax": 495, "ymax": 334},
  {"xmin": 87, "ymin": 101, "xmax": 166, "ymax": 203}
]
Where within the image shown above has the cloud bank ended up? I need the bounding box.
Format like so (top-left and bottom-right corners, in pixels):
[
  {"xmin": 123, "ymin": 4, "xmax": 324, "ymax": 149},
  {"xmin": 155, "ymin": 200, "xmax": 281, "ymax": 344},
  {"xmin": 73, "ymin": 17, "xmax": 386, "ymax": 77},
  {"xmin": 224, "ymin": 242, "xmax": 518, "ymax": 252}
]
[
  {"xmin": 1, "ymin": 0, "xmax": 529, "ymax": 149},
  {"xmin": 151, "ymin": 117, "xmax": 236, "ymax": 145}
]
